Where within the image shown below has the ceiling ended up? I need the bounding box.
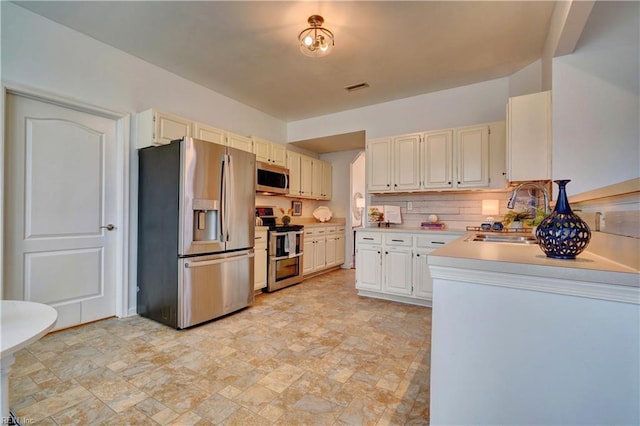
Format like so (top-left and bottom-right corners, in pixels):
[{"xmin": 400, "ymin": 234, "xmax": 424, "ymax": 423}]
[{"xmin": 15, "ymin": 1, "xmax": 557, "ymax": 123}]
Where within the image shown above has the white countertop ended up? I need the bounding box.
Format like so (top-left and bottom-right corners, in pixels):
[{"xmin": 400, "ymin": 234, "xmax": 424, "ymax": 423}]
[{"xmin": 429, "ymin": 233, "xmax": 639, "ymax": 288}]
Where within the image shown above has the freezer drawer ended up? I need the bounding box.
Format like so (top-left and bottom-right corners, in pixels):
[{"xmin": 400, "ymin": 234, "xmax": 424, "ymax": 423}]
[{"xmin": 180, "ymin": 249, "xmax": 254, "ymax": 328}]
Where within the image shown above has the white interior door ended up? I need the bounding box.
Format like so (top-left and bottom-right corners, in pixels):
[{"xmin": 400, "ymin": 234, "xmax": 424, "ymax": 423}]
[{"xmin": 4, "ymin": 93, "xmax": 118, "ymax": 330}]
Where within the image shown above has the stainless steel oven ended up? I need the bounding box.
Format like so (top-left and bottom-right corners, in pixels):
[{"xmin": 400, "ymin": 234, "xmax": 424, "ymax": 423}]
[
  {"xmin": 256, "ymin": 206, "xmax": 305, "ymax": 292},
  {"xmin": 267, "ymin": 227, "xmax": 304, "ymax": 292}
]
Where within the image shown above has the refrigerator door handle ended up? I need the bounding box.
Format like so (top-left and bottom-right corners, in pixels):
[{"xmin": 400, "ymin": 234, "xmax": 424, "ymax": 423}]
[
  {"xmin": 225, "ymin": 153, "xmax": 234, "ymax": 242},
  {"xmin": 185, "ymin": 251, "xmax": 255, "ymax": 268},
  {"xmin": 220, "ymin": 153, "xmax": 229, "ymax": 242}
]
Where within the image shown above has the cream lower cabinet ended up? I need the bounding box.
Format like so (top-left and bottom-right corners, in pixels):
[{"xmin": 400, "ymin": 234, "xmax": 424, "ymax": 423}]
[
  {"xmin": 356, "ymin": 230, "xmax": 461, "ymax": 306},
  {"xmin": 303, "ymin": 225, "xmax": 346, "ymax": 276},
  {"xmin": 254, "ymin": 228, "xmax": 268, "ymax": 291}
]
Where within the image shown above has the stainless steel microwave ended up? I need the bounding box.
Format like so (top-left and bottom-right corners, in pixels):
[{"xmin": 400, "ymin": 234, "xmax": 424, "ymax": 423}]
[{"xmin": 256, "ymin": 161, "xmax": 289, "ymax": 195}]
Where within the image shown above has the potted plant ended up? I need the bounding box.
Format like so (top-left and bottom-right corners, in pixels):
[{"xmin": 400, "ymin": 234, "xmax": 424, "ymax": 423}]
[
  {"xmin": 502, "ymin": 210, "xmax": 533, "ymax": 229},
  {"xmin": 502, "ymin": 207, "xmax": 547, "ymax": 229}
]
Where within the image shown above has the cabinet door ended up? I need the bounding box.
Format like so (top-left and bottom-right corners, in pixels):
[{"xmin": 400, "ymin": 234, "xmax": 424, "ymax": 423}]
[
  {"xmin": 456, "ymin": 125, "xmax": 489, "ymax": 188},
  {"xmin": 507, "ymin": 91, "xmax": 551, "ymax": 181},
  {"xmin": 254, "ymin": 230, "xmax": 268, "ymax": 290},
  {"xmin": 194, "ymin": 122, "xmax": 226, "ymax": 145},
  {"xmin": 287, "ymin": 151, "xmax": 302, "ymax": 196},
  {"xmin": 155, "ymin": 110, "xmax": 192, "ymax": 145},
  {"xmin": 394, "ymin": 134, "xmax": 421, "ymax": 191},
  {"xmin": 383, "ymin": 248, "xmax": 413, "ymax": 296},
  {"xmin": 300, "ymin": 155, "xmax": 313, "ymax": 198},
  {"xmin": 325, "ymin": 235, "xmax": 336, "ymax": 267},
  {"xmin": 367, "ymin": 138, "xmax": 392, "ymax": 192},
  {"xmin": 356, "ymin": 246, "xmax": 382, "ymax": 291},
  {"xmin": 335, "ymin": 234, "xmax": 345, "ymax": 266},
  {"xmin": 253, "ymin": 137, "xmax": 271, "ymax": 162},
  {"xmin": 311, "ymin": 160, "xmax": 323, "ymax": 199},
  {"xmin": 422, "ymin": 130, "xmax": 453, "ymax": 189},
  {"xmin": 314, "ymin": 236, "xmax": 326, "ymax": 271},
  {"xmin": 302, "ymin": 235, "xmax": 315, "ymax": 275},
  {"xmin": 227, "ymin": 132, "xmax": 253, "ymax": 153},
  {"xmin": 413, "ymin": 249, "xmax": 433, "ymax": 299},
  {"xmin": 322, "ymin": 161, "xmax": 332, "ymax": 200},
  {"xmin": 271, "ymin": 143, "xmax": 287, "ymax": 167}
]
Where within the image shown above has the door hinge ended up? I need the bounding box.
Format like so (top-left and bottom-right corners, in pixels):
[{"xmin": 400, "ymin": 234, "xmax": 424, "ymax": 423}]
[{"xmin": 488, "ymin": 127, "xmax": 491, "ymax": 135}]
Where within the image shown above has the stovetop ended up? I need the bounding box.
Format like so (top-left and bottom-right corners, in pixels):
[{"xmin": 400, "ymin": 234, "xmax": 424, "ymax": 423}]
[{"xmin": 256, "ymin": 206, "xmax": 304, "ymax": 232}]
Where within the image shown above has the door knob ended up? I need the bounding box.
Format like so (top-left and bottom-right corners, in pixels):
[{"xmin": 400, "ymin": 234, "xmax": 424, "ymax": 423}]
[{"xmin": 100, "ymin": 224, "xmax": 115, "ymax": 231}]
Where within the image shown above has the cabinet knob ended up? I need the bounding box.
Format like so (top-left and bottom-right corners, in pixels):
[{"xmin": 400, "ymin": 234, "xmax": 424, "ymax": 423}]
[
  {"xmin": 385, "ymin": 251, "xmax": 388, "ymax": 255},
  {"xmin": 416, "ymin": 253, "xmax": 420, "ymax": 257},
  {"xmin": 502, "ymin": 172, "xmax": 507, "ymax": 176},
  {"xmin": 448, "ymin": 181, "xmax": 451, "ymax": 185},
  {"xmin": 457, "ymin": 181, "xmax": 461, "ymax": 184}
]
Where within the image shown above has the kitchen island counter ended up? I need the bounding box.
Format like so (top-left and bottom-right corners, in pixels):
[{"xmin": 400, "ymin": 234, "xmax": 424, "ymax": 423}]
[
  {"xmin": 428, "ymin": 232, "xmax": 640, "ymax": 425},
  {"xmin": 429, "ymin": 233, "xmax": 639, "ymax": 289}
]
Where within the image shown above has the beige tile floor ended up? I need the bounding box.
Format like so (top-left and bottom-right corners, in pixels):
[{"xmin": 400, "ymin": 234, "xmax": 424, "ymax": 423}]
[{"xmin": 9, "ymin": 269, "xmax": 431, "ymax": 425}]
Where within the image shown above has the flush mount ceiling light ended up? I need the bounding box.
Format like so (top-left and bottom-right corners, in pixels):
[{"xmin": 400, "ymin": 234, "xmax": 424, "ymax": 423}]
[{"xmin": 298, "ymin": 15, "xmax": 334, "ymax": 58}]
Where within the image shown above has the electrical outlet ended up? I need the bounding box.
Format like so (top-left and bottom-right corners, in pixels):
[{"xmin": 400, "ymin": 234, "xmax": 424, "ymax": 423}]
[{"xmin": 407, "ymin": 202, "xmax": 413, "ymax": 211}]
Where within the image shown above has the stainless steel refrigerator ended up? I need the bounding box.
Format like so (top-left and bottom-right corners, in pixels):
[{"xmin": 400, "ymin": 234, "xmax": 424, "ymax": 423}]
[{"xmin": 137, "ymin": 137, "xmax": 256, "ymax": 329}]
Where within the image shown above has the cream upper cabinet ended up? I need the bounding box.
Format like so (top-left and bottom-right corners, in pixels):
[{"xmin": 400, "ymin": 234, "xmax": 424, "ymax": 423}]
[
  {"xmin": 137, "ymin": 109, "xmax": 192, "ymax": 148},
  {"xmin": 366, "ymin": 137, "xmax": 393, "ymax": 192},
  {"xmin": 227, "ymin": 132, "xmax": 253, "ymax": 153},
  {"xmin": 271, "ymin": 144, "xmax": 287, "ymax": 167},
  {"xmin": 311, "ymin": 159, "xmax": 323, "ymax": 199},
  {"xmin": 311, "ymin": 159, "xmax": 332, "ymax": 200},
  {"xmin": 455, "ymin": 124, "xmax": 489, "ymax": 189},
  {"xmin": 394, "ymin": 134, "xmax": 421, "ymax": 191},
  {"xmin": 300, "ymin": 155, "xmax": 314, "ymax": 198},
  {"xmin": 421, "ymin": 130, "xmax": 454, "ymax": 189},
  {"xmin": 193, "ymin": 122, "xmax": 226, "ymax": 145},
  {"xmin": 507, "ymin": 90, "xmax": 552, "ymax": 182},
  {"xmin": 253, "ymin": 137, "xmax": 287, "ymax": 166},
  {"xmin": 322, "ymin": 161, "xmax": 332, "ymax": 200},
  {"xmin": 287, "ymin": 150, "xmax": 302, "ymax": 197}
]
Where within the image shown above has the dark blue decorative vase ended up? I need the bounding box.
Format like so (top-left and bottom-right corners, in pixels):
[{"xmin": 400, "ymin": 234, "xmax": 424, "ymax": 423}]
[{"xmin": 535, "ymin": 180, "xmax": 591, "ymax": 259}]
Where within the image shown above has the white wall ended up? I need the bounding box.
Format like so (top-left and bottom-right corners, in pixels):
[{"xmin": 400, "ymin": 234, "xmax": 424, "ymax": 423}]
[
  {"xmin": 287, "ymin": 78, "xmax": 510, "ymax": 141},
  {"xmin": 552, "ymin": 1, "xmax": 640, "ymax": 196},
  {"xmin": 508, "ymin": 59, "xmax": 543, "ymax": 97},
  {"xmin": 1, "ymin": 3, "xmax": 287, "ymax": 141},
  {"xmin": 319, "ymin": 149, "xmax": 364, "ymax": 268},
  {"xmin": 1, "ymin": 3, "xmax": 287, "ymax": 314}
]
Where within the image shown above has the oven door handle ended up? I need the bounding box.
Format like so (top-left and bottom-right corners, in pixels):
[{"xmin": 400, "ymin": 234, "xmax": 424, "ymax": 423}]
[
  {"xmin": 270, "ymin": 230, "xmax": 304, "ymax": 236},
  {"xmin": 271, "ymin": 252, "xmax": 304, "ymax": 261}
]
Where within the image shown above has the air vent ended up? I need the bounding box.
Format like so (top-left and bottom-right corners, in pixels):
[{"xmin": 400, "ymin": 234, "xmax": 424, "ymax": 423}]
[{"xmin": 344, "ymin": 82, "xmax": 370, "ymax": 92}]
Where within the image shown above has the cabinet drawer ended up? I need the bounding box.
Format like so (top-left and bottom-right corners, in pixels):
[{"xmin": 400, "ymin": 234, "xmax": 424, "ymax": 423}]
[
  {"xmin": 357, "ymin": 233, "xmax": 382, "ymax": 244},
  {"xmin": 415, "ymin": 234, "xmax": 459, "ymax": 248},
  {"xmin": 384, "ymin": 234, "xmax": 413, "ymax": 246},
  {"xmin": 325, "ymin": 226, "xmax": 337, "ymax": 234}
]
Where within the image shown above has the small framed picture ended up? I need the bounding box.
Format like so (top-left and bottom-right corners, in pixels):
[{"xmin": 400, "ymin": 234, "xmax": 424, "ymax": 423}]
[{"xmin": 291, "ymin": 201, "xmax": 302, "ymax": 216}]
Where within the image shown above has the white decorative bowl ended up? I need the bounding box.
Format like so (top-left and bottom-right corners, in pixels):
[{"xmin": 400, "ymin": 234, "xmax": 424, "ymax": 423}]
[{"xmin": 313, "ymin": 206, "xmax": 333, "ymax": 223}]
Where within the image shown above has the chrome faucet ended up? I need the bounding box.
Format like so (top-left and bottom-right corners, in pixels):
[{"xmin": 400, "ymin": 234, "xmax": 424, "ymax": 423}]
[{"xmin": 507, "ymin": 182, "xmax": 550, "ymax": 214}]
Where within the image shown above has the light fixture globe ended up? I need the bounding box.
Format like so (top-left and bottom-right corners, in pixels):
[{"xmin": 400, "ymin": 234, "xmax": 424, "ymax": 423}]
[{"xmin": 298, "ymin": 15, "xmax": 334, "ymax": 58}]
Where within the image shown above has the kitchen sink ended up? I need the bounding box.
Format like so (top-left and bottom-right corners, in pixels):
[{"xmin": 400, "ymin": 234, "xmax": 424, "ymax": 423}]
[{"xmin": 465, "ymin": 233, "xmax": 539, "ymax": 245}]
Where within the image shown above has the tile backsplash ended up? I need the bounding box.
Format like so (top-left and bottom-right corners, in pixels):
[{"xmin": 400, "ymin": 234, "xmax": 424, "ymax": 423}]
[{"xmin": 369, "ymin": 191, "xmax": 515, "ymax": 230}]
